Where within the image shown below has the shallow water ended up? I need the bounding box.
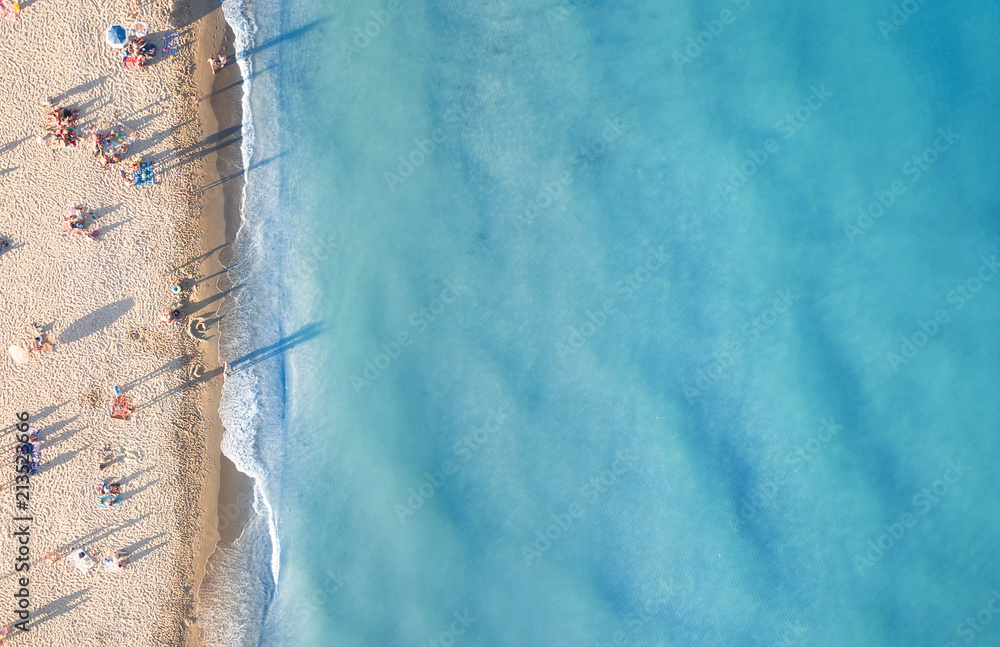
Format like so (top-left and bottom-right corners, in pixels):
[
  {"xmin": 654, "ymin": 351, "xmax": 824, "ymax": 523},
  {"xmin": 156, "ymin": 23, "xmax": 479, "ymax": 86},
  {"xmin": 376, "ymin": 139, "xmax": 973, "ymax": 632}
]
[{"xmin": 207, "ymin": 1, "xmax": 1000, "ymax": 645}]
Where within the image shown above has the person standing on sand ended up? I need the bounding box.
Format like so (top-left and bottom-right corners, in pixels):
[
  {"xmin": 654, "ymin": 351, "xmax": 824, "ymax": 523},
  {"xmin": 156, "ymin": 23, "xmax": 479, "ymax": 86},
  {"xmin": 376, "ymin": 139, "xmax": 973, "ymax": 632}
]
[{"xmin": 208, "ymin": 54, "xmax": 229, "ymax": 74}]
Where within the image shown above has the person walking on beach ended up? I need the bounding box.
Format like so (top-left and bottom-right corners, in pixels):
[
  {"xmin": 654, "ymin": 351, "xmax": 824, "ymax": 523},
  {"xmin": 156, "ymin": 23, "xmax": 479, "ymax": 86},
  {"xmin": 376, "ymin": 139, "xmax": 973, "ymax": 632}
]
[{"xmin": 208, "ymin": 54, "xmax": 229, "ymax": 74}]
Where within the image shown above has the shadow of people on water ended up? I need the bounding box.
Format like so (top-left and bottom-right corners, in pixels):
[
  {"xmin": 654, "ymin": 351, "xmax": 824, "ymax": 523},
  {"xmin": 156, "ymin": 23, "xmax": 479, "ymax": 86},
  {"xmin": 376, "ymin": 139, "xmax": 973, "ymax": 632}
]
[{"xmin": 229, "ymin": 322, "xmax": 324, "ymax": 371}]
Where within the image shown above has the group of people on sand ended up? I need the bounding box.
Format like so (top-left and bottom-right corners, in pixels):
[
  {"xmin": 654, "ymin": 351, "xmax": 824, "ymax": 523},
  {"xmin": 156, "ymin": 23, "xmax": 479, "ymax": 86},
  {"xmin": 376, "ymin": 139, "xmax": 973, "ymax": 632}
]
[
  {"xmin": 97, "ymin": 480, "xmax": 123, "ymax": 508},
  {"xmin": 39, "ymin": 102, "xmax": 80, "ymax": 148},
  {"xmin": 54, "ymin": 546, "xmax": 129, "ymax": 577},
  {"xmin": 120, "ymin": 157, "xmax": 155, "ymax": 186},
  {"xmin": 125, "ymin": 34, "xmax": 156, "ymax": 70},
  {"xmin": 208, "ymin": 54, "xmax": 229, "ymax": 74},
  {"xmin": 89, "ymin": 122, "xmax": 138, "ymax": 168},
  {"xmin": 90, "ymin": 131, "xmax": 124, "ymax": 167},
  {"xmin": 63, "ymin": 203, "xmax": 99, "ymax": 240},
  {"xmin": 160, "ymin": 302, "xmax": 183, "ymax": 325}
]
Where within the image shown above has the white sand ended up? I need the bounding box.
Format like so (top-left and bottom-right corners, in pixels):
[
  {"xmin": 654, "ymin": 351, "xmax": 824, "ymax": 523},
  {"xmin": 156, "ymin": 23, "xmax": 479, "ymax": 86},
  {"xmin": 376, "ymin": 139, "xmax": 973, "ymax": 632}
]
[{"xmin": 0, "ymin": 1, "xmax": 224, "ymax": 644}]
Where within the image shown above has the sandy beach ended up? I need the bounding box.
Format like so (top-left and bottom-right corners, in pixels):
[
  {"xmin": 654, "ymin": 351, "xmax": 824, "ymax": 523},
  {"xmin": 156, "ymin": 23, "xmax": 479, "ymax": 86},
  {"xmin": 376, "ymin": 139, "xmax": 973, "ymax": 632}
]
[{"xmin": 0, "ymin": 0, "xmax": 238, "ymax": 644}]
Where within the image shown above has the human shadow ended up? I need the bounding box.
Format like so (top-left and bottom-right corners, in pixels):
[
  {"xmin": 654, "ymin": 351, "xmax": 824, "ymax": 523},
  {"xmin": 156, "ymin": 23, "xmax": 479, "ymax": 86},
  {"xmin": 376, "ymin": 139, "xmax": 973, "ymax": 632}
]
[
  {"xmin": 0, "ymin": 136, "xmax": 29, "ymax": 157},
  {"xmin": 118, "ymin": 465, "xmax": 154, "ymax": 489},
  {"xmin": 171, "ymin": 242, "xmax": 228, "ymax": 273},
  {"xmin": 51, "ymin": 76, "xmax": 108, "ymax": 105},
  {"xmin": 230, "ymin": 322, "xmax": 324, "ymax": 370},
  {"xmin": 14, "ymin": 401, "xmax": 67, "ymax": 430},
  {"xmin": 2, "ymin": 415, "xmax": 79, "ymax": 452},
  {"xmin": 198, "ymin": 64, "xmax": 274, "ymax": 103},
  {"xmin": 121, "ymin": 355, "xmax": 193, "ymax": 391},
  {"xmin": 127, "ymin": 116, "xmax": 197, "ymax": 158},
  {"xmin": 121, "ymin": 532, "xmax": 166, "ymax": 558},
  {"xmin": 138, "ymin": 379, "xmax": 195, "ymax": 410},
  {"xmin": 93, "ymin": 203, "xmax": 122, "ymax": 220},
  {"xmin": 236, "ymin": 18, "xmax": 330, "ymax": 61},
  {"xmin": 38, "ymin": 415, "xmax": 80, "ymax": 449},
  {"xmin": 30, "ymin": 590, "xmax": 89, "ymax": 630},
  {"xmin": 186, "ymin": 283, "xmax": 244, "ymax": 315},
  {"xmin": 199, "ymin": 153, "xmax": 282, "ymax": 193},
  {"xmin": 129, "ymin": 537, "xmax": 168, "ymax": 564},
  {"xmin": 153, "ymin": 122, "xmax": 238, "ymax": 173},
  {"xmin": 60, "ymin": 514, "xmax": 151, "ymax": 554},
  {"xmin": 121, "ymin": 478, "xmax": 158, "ymax": 503},
  {"xmin": 94, "ymin": 216, "xmax": 134, "ymax": 241},
  {"xmin": 60, "ymin": 297, "xmax": 134, "ymax": 344},
  {"xmin": 193, "ymin": 263, "xmax": 238, "ymax": 287},
  {"xmin": 42, "ymin": 446, "xmax": 84, "ymax": 474},
  {"xmin": 137, "ymin": 359, "xmax": 223, "ymax": 410},
  {"xmin": 0, "ymin": 241, "xmax": 25, "ymax": 256},
  {"xmin": 199, "ymin": 312, "xmax": 224, "ymax": 333},
  {"xmin": 0, "ymin": 166, "xmax": 17, "ymax": 178}
]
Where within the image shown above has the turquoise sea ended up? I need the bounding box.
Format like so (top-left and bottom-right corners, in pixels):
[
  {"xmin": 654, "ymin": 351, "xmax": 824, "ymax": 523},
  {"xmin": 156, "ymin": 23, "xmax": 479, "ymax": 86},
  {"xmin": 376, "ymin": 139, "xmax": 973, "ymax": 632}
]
[{"xmin": 204, "ymin": 1, "xmax": 1000, "ymax": 645}]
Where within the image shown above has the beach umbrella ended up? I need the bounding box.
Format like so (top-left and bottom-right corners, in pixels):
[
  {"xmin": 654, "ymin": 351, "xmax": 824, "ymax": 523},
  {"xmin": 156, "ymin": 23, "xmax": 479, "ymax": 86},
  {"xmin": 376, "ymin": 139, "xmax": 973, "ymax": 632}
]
[{"xmin": 106, "ymin": 25, "xmax": 127, "ymax": 49}]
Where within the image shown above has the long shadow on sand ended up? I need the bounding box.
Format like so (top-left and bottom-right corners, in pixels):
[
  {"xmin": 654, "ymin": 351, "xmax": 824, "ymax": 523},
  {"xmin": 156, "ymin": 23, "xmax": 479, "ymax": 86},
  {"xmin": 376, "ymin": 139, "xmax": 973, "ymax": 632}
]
[
  {"xmin": 60, "ymin": 298, "xmax": 134, "ymax": 345},
  {"xmin": 199, "ymin": 153, "xmax": 282, "ymax": 193},
  {"xmin": 187, "ymin": 283, "xmax": 244, "ymax": 315},
  {"xmin": 122, "ymin": 355, "xmax": 193, "ymax": 392},
  {"xmin": 51, "ymin": 76, "xmax": 108, "ymax": 105},
  {"xmin": 30, "ymin": 590, "xmax": 89, "ymax": 630}
]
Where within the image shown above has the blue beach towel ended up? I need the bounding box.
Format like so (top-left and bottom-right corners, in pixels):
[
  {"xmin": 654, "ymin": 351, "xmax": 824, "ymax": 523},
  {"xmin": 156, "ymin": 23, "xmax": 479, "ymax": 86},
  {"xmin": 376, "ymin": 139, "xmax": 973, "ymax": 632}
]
[
  {"xmin": 164, "ymin": 31, "xmax": 179, "ymax": 59},
  {"xmin": 134, "ymin": 161, "xmax": 155, "ymax": 186}
]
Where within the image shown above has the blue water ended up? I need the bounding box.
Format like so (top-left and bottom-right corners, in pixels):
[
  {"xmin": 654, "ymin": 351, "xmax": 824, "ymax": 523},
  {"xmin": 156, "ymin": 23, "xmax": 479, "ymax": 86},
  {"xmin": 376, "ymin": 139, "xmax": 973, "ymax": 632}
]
[{"xmin": 206, "ymin": 1, "xmax": 1000, "ymax": 645}]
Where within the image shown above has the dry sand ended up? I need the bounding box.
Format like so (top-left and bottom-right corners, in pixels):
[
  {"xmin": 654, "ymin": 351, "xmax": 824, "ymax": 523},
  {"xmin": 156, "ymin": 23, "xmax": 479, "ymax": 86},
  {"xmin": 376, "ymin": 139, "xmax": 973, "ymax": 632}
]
[{"xmin": 0, "ymin": 0, "xmax": 240, "ymax": 644}]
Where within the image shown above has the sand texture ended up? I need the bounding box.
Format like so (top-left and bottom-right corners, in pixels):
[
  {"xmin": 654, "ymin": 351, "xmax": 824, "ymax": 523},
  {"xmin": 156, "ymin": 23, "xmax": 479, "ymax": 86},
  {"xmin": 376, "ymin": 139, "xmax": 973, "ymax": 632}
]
[{"xmin": 0, "ymin": 0, "xmax": 225, "ymax": 644}]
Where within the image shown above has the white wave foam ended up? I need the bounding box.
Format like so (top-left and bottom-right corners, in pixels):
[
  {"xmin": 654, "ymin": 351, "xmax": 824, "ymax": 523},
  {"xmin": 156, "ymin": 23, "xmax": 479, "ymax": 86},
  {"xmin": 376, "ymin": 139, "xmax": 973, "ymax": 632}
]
[{"xmin": 207, "ymin": 0, "xmax": 288, "ymax": 644}]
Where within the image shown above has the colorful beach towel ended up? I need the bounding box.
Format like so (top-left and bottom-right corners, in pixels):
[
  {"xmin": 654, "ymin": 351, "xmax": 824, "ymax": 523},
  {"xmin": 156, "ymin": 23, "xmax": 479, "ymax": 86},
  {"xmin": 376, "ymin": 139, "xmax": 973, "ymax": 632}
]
[
  {"xmin": 128, "ymin": 21, "xmax": 148, "ymax": 38},
  {"xmin": 0, "ymin": 0, "xmax": 19, "ymax": 22},
  {"xmin": 134, "ymin": 161, "xmax": 155, "ymax": 186},
  {"xmin": 164, "ymin": 31, "xmax": 179, "ymax": 60}
]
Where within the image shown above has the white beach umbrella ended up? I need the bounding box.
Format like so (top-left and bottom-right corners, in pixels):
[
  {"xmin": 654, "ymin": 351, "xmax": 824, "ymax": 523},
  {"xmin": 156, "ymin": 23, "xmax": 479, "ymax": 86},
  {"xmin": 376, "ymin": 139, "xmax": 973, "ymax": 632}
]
[
  {"xmin": 8, "ymin": 346, "xmax": 28, "ymax": 364},
  {"xmin": 106, "ymin": 24, "xmax": 127, "ymax": 49}
]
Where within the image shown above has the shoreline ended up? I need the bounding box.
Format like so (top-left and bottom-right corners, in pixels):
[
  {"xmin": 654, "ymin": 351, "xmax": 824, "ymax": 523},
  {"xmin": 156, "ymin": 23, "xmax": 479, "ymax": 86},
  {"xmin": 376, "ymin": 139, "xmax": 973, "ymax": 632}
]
[{"xmin": 182, "ymin": 0, "xmax": 254, "ymax": 644}]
